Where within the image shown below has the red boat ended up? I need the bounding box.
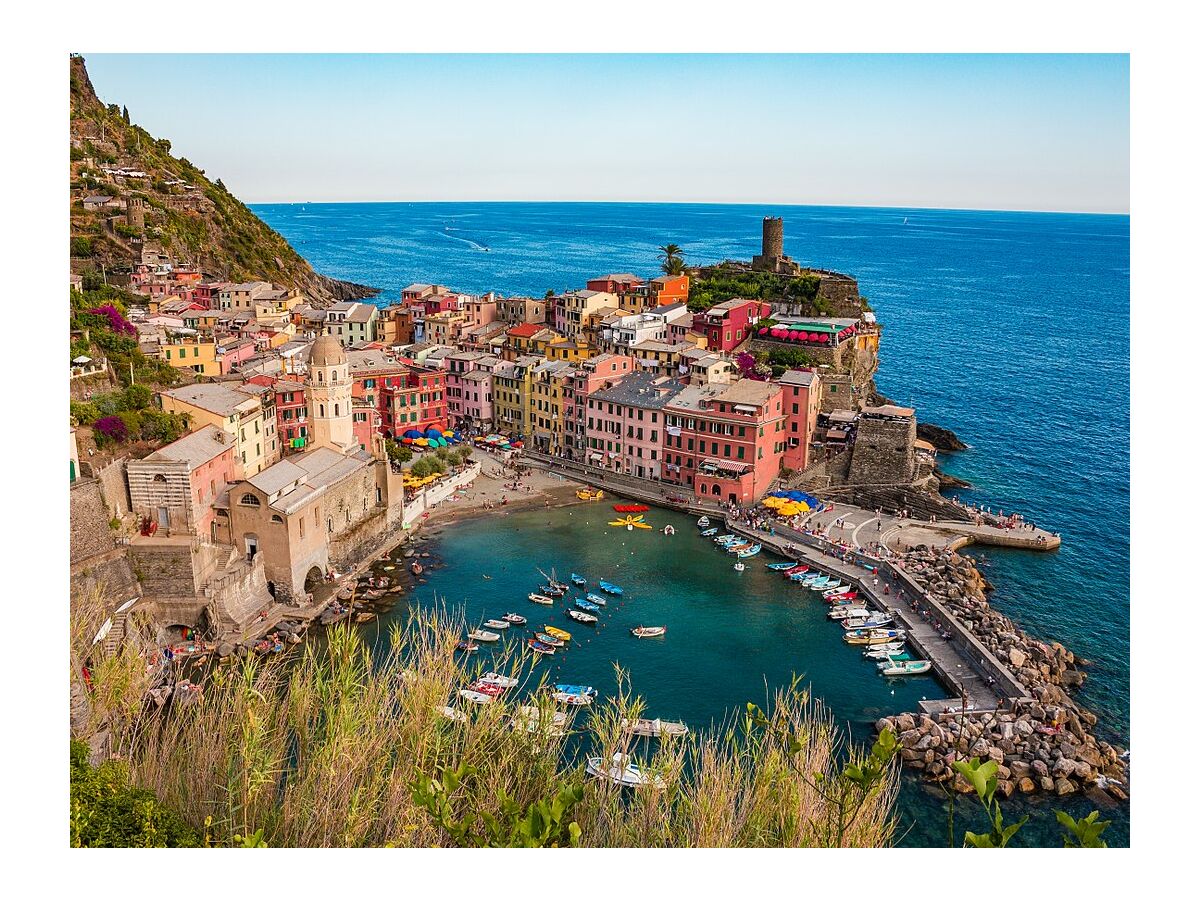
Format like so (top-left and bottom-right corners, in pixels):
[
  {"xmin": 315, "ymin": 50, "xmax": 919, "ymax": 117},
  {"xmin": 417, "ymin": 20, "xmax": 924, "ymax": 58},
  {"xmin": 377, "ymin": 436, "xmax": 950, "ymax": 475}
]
[
  {"xmin": 470, "ymin": 681, "xmax": 505, "ymax": 696},
  {"xmin": 612, "ymin": 504, "xmax": 650, "ymax": 513},
  {"xmin": 824, "ymin": 591, "xmax": 858, "ymax": 603}
]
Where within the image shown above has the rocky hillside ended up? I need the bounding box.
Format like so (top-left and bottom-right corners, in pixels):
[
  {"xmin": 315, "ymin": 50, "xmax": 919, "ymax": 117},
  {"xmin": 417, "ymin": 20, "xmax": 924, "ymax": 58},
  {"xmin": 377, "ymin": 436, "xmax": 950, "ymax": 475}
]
[{"xmin": 69, "ymin": 55, "xmax": 376, "ymax": 305}]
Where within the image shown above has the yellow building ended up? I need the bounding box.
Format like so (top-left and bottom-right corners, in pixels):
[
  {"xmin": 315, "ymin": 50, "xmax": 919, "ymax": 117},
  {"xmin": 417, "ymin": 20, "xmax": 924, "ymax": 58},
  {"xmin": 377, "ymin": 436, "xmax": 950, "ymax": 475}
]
[
  {"xmin": 505, "ymin": 324, "xmax": 558, "ymax": 359},
  {"xmin": 546, "ymin": 339, "xmax": 595, "ymax": 363},
  {"xmin": 425, "ymin": 311, "xmax": 466, "ymax": 347},
  {"xmin": 529, "ymin": 360, "xmax": 572, "ymax": 454},
  {"xmin": 160, "ymin": 383, "xmax": 279, "ymax": 477},
  {"xmin": 160, "ymin": 338, "xmax": 220, "ymax": 377},
  {"xmin": 492, "ymin": 355, "xmax": 539, "ymax": 437},
  {"xmin": 629, "ymin": 340, "xmax": 682, "ymax": 374}
]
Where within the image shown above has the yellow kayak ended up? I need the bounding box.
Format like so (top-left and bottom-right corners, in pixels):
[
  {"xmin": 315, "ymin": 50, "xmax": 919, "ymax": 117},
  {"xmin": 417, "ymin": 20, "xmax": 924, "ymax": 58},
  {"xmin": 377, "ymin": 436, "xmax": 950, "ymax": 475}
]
[
  {"xmin": 544, "ymin": 626, "xmax": 572, "ymax": 642},
  {"xmin": 608, "ymin": 514, "xmax": 652, "ymax": 529},
  {"xmin": 577, "ymin": 489, "xmax": 605, "ymax": 501}
]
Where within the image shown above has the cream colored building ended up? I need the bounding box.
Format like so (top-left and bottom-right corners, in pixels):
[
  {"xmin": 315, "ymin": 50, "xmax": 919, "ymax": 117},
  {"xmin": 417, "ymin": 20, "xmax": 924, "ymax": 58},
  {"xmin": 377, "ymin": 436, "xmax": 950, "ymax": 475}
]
[
  {"xmin": 160, "ymin": 382, "xmax": 279, "ymax": 477},
  {"xmin": 307, "ymin": 334, "xmax": 357, "ymax": 454}
]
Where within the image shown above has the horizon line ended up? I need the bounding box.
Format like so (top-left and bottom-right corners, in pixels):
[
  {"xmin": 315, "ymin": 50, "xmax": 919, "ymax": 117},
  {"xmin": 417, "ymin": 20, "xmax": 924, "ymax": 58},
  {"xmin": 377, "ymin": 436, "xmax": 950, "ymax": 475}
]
[{"xmin": 244, "ymin": 198, "xmax": 1130, "ymax": 216}]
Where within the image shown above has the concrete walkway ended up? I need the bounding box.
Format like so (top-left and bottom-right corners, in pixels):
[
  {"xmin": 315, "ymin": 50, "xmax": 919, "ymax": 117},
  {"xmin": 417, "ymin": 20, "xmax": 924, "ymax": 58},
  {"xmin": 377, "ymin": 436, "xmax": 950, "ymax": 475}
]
[{"xmin": 802, "ymin": 503, "xmax": 1060, "ymax": 554}]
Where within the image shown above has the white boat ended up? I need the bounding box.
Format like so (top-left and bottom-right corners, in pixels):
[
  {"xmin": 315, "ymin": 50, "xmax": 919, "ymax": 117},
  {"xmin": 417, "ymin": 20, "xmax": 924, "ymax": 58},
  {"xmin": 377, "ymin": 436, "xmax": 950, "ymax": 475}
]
[
  {"xmin": 458, "ymin": 689, "xmax": 495, "ymax": 705},
  {"xmin": 733, "ymin": 562, "xmax": 746, "ymax": 572},
  {"xmin": 736, "ymin": 544, "xmax": 762, "ymax": 558},
  {"xmin": 585, "ymin": 752, "xmax": 666, "ymax": 788},
  {"xmin": 510, "ymin": 705, "xmax": 569, "ymax": 736},
  {"xmin": 828, "ymin": 606, "xmax": 870, "ymax": 620},
  {"xmin": 483, "ymin": 618, "xmax": 511, "ymax": 630},
  {"xmin": 622, "ymin": 717, "xmax": 690, "ymax": 738},
  {"xmin": 528, "ymin": 593, "xmax": 555, "ymax": 605},
  {"xmin": 568, "ymin": 609, "xmax": 598, "ymax": 624},
  {"xmin": 478, "ymin": 672, "xmax": 519, "ymax": 688},
  {"xmin": 552, "ymin": 690, "xmax": 594, "ymax": 706},
  {"xmin": 631, "ymin": 626, "xmax": 667, "ymax": 638},
  {"xmin": 820, "ymin": 580, "xmax": 844, "ymax": 592},
  {"xmin": 467, "ymin": 629, "xmax": 501, "ymax": 643},
  {"xmin": 697, "ymin": 516, "xmax": 711, "ymax": 528},
  {"xmin": 879, "ymin": 659, "xmax": 932, "ymax": 676},
  {"xmin": 863, "ymin": 642, "xmax": 908, "ymax": 659},
  {"xmin": 436, "ymin": 705, "xmax": 467, "ymax": 722},
  {"xmin": 841, "ymin": 614, "xmax": 894, "ymax": 630}
]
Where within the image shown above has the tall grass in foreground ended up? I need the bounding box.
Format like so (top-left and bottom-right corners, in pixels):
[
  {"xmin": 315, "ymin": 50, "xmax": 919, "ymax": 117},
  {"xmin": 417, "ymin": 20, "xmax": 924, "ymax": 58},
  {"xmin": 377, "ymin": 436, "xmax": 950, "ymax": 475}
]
[{"xmin": 73, "ymin": 598, "xmax": 898, "ymax": 847}]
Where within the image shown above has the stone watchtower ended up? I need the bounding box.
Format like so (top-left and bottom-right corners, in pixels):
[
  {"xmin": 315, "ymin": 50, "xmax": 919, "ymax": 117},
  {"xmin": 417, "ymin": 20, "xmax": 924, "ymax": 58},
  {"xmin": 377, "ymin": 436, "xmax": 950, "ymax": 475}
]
[
  {"xmin": 751, "ymin": 216, "xmax": 800, "ymax": 274},
  {"xmin": 848, "ymin": 406, "xmax": 918, "ymax": 485},
  {"xmin": 306, "ymin": 334, "xmax": 356, "ymax": 454},
  {"xmin": 125, "ymin": 196, "xmax": 146, "ymax": 230}
]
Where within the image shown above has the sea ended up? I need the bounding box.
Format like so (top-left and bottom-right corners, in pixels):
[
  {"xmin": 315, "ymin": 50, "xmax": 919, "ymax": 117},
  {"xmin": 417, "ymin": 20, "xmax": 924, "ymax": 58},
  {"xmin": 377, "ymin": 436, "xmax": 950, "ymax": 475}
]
[{"xmin": 253, "ymin": 201, "xmax": 1130, "ymax": 847}]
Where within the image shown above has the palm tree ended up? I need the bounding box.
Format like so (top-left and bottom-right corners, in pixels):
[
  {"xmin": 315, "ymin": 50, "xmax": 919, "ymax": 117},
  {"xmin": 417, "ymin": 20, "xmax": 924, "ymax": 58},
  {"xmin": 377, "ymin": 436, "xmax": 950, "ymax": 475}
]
[{"xmin": 658, "ymin": 243, "xmax": 685, "ymax": 276}]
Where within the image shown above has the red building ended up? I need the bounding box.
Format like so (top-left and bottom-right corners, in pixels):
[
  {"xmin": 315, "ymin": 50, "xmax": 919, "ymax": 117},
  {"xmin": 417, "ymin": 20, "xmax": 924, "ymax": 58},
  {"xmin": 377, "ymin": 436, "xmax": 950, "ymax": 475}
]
[
  {"xmin": 246, "ymin": 375, "xmax": 309, "ymax": 453},
  {"xmin": 779, "ymin": 369, "xmax": 822, "ymax": 472},
  {"xmin": 690, "ymin": 298, "xmax": 770, "ymax": 352},
  {"xmin": 661, "ymin": 378, "xmax": 786, "ymax": 504},
  {"xmin": 649, "ymin": 274, "xmax": 689, "ymax": 307},
  {"xmin": 345, "ymin": 348, "xmax": 449, "ymax": 438}
]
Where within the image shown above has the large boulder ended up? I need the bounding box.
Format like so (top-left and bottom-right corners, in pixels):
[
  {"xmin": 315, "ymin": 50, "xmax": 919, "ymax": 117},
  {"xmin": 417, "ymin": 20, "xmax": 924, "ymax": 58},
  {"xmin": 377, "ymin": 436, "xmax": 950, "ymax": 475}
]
[
  {"xmin": 1017, "ymin": 777, "xmax": 1037, "ymax": 794},
  {"xmin": 1054, "ymin": 777, "xmax": 1078, "ymax": 796},
  {"xmin": 1008, "ymin": 647, "xmax": 1027, "ymax": 669}
]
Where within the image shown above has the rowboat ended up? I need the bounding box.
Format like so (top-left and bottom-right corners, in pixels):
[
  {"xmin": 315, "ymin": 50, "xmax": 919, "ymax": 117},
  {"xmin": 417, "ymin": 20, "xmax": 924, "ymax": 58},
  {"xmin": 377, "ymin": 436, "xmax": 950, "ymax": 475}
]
[
  {"xmin": 824, "ymin": 590, "xmax": 857, "ymax": 601},
  {"xmin": 828, "ymin": 606, "xmax": 871, "ymax": 620},
  {"xmin": 733, "ymin": 562, "xmax": 746, "ymax": 572},
  {"xmin": 534, "ymin": 632, "xmax": 565, "ymax": 647},
  {"xmin": 575, "ymin": 597, "xmax": 601, "ymax": 612},
  {"xmin": 568, "ymin": 609, "xmax": 598, "ymax": 624},
  {"xmin": 552, "ymin": 690, "xmax": 594, "ymax": 706},
  {"xmin": 622, "ymin": 717, "xmax": 689, "ymax": 738},
  {"xmin": 571, "ymin": 573, "xmax": 587, "ymax": 586},
  {"xmin": 467, "ymin": 629, "xmax": 501, "ymax": 643},
  {"xmin": 458, "ymin": 689, "xmax": 494, "ymax": 704},
  {"xmin": 543, "ymin": 626, "xmax": 572, "ymax": 642},
  {"xmin": 820, "ymin": 580, "xmax": 844, "ymax": 592},
  {"xmin": 766, "ymin": 561, "xmax": 800, "ymax": 571},
  {"xmin": 725, "ymin": 542, "xmax": 752, "ymax": 554},
  {"xmin": 455, "ymin": 640, "xmax": 478, "ymax": 653},
  {"xmin": 555, "ymin": 683, "xmax": 597, "ymax": 698},
  {"xmin": 662, "ymin": 525, "xmax": 675, "ymax": 535},
  {"xmin": 844, "ymin": 629, "xmax": 907, "ymax": 645},
  {"xmin": 541, "ymin": 584, "xmax": 567, "ymax": 597},
  {"xmin": 874, "ymin": 653, "xmax": 915, "ymax": 667},
  {"xmin": 631, "ymin": 626, "xmax": 667, "ymax": 638},
  {"xmin": 736, "ymin": 544, "xmax": 762, "ymax": 558},
  {"xmin": 700, "ymin": 527, "xmax": 719, "ymax": 537},
  {"xmin": 789, "ymin": 569, "xmax": 817, "ymax": 581},
  {"xmin": 586, "ymin": 753, "xmax": 666, "ymax": 789},
  {"xmin": 807, "ymin": 576, "xmax": 832, "ymax": 589},
  {"xmin": 527, "ymin": 638, "xmax": 556, "ymax": 655},
  {"xmin": 483, "ymin": 619, "xmax": 511, "ymax": 630},
  {"xmin": 501, "ymin": 613, "xmax": 528, "ymax": 625},
  {"xmin": 697, "ymin": 516, "xmax": 711, "ymax": 527},
  {"xmin": 599, "ymin": 581, "xmax": 624, "ymax": 595},
  {"xmin": 863, "ymin": 642, "xmax": 908, "ymax": 659},
  {"xmin": 528, "ymin": 593, "xmax": 555, "ymax": 605},
  {"xmin": 713, "ymin": 534, "xmax": 737, "ymax": 544},
  {"xmin": 436, "ymin": 705, "xmax": 468, "ymax": 722},
  {"xmin": 585, "ymin": 593, "xmax": 608, "ymax": 606},
  {"xmin": 879, "ymin": 659, "xmax": 932, "ymax": 676},
  {"xmin": 510, "ymin": 705, "xmax": 569, "ymax": 735},
  {"xmin": 478, "ymin": 672, "xmax": 519, "ymax": 688}
]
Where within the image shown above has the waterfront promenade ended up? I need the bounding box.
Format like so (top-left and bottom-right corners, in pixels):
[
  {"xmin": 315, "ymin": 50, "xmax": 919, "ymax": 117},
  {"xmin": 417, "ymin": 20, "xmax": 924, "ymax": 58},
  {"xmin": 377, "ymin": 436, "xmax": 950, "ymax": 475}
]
[{"xmin": 803, "ymin": 503, "xmax": 1061, "ymax": 554}]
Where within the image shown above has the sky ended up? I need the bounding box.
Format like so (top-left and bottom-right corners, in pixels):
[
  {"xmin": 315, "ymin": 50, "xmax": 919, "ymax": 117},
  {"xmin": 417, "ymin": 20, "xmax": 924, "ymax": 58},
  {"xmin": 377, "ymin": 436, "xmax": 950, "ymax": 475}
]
[{"xmin": 82, "ymin": 54, "xmax": 1129, "ymax": 213}]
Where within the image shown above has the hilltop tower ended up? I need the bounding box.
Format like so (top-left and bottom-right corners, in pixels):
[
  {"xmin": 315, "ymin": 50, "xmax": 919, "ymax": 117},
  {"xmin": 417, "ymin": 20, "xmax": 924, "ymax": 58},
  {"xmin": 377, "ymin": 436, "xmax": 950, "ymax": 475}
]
[
  {"xmin": 306, "ymin": 334, "xmax": 355, "ymax": 453},
  {"xmin": 752, "ymin": 216, "xmax": 800, "ymax": 274},
  {"xmin": 125, "ymin": 196, "xmax": 146, "ymax": 230}
]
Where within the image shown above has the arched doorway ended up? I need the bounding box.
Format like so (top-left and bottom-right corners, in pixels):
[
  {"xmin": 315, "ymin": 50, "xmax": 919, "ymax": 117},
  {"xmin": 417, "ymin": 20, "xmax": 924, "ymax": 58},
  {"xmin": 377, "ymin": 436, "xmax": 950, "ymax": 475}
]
[{"xmin": 304, "ymin": 566, "xmax": 325, "ymax": 592}]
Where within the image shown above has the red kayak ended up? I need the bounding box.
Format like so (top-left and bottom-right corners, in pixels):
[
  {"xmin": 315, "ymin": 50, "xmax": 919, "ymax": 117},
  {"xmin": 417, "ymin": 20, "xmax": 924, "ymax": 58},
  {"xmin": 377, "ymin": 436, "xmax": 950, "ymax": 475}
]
[{"xmin": 612, "ymin": 504, "xmax": 650, "ymax": 513}]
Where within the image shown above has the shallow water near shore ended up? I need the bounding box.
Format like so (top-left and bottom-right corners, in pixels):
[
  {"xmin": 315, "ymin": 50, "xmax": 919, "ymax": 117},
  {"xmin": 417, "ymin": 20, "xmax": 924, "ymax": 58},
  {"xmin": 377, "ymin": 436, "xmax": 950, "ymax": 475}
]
[{"xmin": 257, "ymin": 201, "xmax": 1130, "ymax": 846}]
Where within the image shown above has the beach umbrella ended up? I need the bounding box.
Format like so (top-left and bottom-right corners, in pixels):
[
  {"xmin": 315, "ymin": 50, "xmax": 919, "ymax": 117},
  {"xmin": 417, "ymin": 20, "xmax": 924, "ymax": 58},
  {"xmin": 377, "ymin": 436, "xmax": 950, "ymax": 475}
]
[
  {"xmin": 819, "ymin": 333, "xmax": 830, "ymax": 343},
  {"xmin": 401, "ymin": 437, "xmax": 413, "ymax": 444},
  {"xmin": 770, "ymin": 327, "xmax": 788, "ymax": 339},
  {"xmin": 404, "ymin": 429, "xmax": 423, "ymax": 439},
  {"xmin": 415, "ymin": 438, "xmax": 428, "ymax": 446},
  {"xmin": 426, "ymin": 427, "xmax": 443, "ymax": 438},
  {"xmin": 512, "ymin": 440, "xmax": 524, "ymax": 448},
  {"xmin": 798, "ymin": 501, "xmax": 811, "ymax": 512},
  {"xmin": 758, "ymin": 327, "xmax": 769, "ymax": 336}
]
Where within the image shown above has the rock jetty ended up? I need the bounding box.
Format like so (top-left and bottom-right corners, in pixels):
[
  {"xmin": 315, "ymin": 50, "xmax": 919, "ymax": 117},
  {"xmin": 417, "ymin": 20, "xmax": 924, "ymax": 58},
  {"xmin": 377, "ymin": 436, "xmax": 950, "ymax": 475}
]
[{"xmin": 875, "ymin": 546, "xmax": 1128, "ymax": 800}]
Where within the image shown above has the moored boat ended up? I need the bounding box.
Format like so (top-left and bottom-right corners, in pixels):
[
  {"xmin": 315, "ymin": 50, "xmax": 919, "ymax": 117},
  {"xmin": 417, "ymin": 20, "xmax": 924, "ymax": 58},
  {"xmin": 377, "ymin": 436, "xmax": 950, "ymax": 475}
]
[
  {"xmin": 575, "ymin": 597, "xmax": 601, "ymax": 612},
  {"xmin": 733, "ymin": 562, "xmax": 746, "ymax": 572},
  {"xmin": 631, "ymin": 626, "xmax": 667, "ymax": 638},
  {"xmin": 534, "ymin": 632, "xmax": 565, "ymax": 647},
  {"xmin": 844, "ymin": 628, "xmax": 907, "ymax": 645},
  {"xmin": 598, "ymin": 580, "xmax": 624, "ymax": 595},
  {"xmin": 879, "ymin": 659, "xmax": 932, "ymax": 676},
  {"xmin": 736, "ymin": 544, "xmax": 762, "ymax": 558},
  {"xmin": 585, "ymin": 593, "xmax": 608, "ymax": 606},
  {"xmin": 700, "ymin": 527, "xmax": 719, "ymax": 536},
  {"xmin": 510, "ymin": 705, "xmax": 569, "ymax": 735},
  {"xmin": 467, "ymin": 629, "xmax": 501, "ymax": 643},
  {"xmin": 863, "ymin": 642, "xmax": 908, "ymax": 659},
  {"xmin": 568, "ymin": 609, "xmax": 598, "ymax": 624},
  {"xmin": 478, "ymin": 672, "xmax": 519, "ymax": 688},
  {"xmin": 458, "ymin": 689, "xmax": 494, "ymax": 704},
  {"xmin": 662, "ymin": 525, "xmax": 675, "ymax": 535},
  {"xmin": 552, "ymin": 690, "xmax": 593, "ymax": 706},
  {"xmin": 469, "ymin": 681, "xmax": 505, "ymax": 696},
  {"xmin": 501, "ymin": 613, "xmax": 528, "ymax": 625},
  {"xmin": 766, "ymin": 561, "xmax": 800, "ymax": 571},
  {"xmin": 622, "ymin": 717, "xmax": 689, "ymax": 738},
  {"xmin": 571, "ymin": 573, "xmax": 587, "ymax": 586},
  {"xmin": 543, "ymin": 626, "xmax": 572, "ymax": 642},
  {"xmin": 455, "ymin": 640, "xmax": 478, "ymax": 653},
  {"xmin": 527, "ymin": 638, "xmax": 556, "ymax": 655},
  {"xmin": 483, "ymin": 618, "xmax": 511, "ymax": 630},
  {"xmin": 528, "ymin": 593, "xmax": 555, "ymax": 605},
  {"xmin": 828, "ymin": 606, "xmax": 871, "ymax": 620},
  {"xmin": 585, "ymin": 752, "xmax": 666, "ymax": 788},
  {"xmin": 436, "ymin": 705, "xmax": 468, "ymax": 722},
  {"xmin": 554, "ymin": 683, "xmax": 597, "ymax": 698},
  {"xmin": 874, "ymin": 653, "xmax": 915, "ymax": 667},
  {"xmin": 697, "ymin": 516, "xmax": 711, "ymax": 528},
  {"xmin": 841, "ymin": 614, "xmax": 894, "ymax": 629},
  {"xmin": 541, "ymin": 584, "xmax": 567, "ymax": 597}
]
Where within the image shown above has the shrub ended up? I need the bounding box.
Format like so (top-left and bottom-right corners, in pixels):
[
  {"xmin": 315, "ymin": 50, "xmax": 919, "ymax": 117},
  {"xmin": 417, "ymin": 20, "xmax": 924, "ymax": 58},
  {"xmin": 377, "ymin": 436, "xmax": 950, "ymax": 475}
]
[
  {"xmin": 71, "ymin": 236, "xmax": 94, "ymax": 257},
  {"xmin": 70, "ymin": 401, "xmax": 101, "ymax": 426},
  {"xmin": 70, "ymin": 740, "xmax": 200, "ymax": 847},
  {"xmin": 93, "ymin": 415, "xmax": 129, "ymax": 446},
  {"xmin": 87, "ymin": 304, "xmax": 136, "ymax": 336},
  {"xmin": 120, "ymin": 383, "xmax": 153, "ymax": 411}
]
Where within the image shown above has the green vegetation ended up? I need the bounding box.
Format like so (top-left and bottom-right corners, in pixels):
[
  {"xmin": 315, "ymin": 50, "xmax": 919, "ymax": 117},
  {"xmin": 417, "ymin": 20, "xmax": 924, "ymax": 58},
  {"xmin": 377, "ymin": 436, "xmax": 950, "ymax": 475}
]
[
  {"xmin": 70, "ymin": 282, "xmax": 179, "ymax": 388},
  {"xmin": 688, "ymin": 265, "xmax": 828, "ymax": 314},
  {"xmin": 70, "ymin": 382, "xmax": 189, "ymax": 447},
  {"xmin": 70, "ymin": 740, "xmax": 200, "ymax": 847},
  {"xmin": 385, "ymin": 439, "xmax": 413, "ymax": 465},
  {"xmin": 659, "ymin": 243, "xmax": 685, "ymax": 276}
]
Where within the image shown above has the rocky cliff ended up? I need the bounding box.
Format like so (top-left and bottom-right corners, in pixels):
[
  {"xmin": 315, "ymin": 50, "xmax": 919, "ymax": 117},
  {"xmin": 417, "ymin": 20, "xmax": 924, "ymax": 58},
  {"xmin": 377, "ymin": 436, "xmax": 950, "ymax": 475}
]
[{"xmin": 69, "ymin": 55, "xmax": 376, "ymax": 306}]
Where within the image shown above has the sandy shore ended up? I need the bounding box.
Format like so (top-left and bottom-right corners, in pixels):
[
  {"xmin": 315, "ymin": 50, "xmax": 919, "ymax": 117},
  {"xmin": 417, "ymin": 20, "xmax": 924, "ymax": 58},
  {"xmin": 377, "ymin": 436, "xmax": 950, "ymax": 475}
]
[{"xmin": 415, "ymin": 459, "xmax": 589, "ymax": 528}]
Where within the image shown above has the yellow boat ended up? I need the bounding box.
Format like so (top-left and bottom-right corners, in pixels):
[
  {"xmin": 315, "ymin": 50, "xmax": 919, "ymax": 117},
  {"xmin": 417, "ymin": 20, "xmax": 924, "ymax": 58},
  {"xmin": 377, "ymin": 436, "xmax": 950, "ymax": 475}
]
[
  {"xmin": 544, "ymin": 626, "xmax": 572, "ymax": 642},
  {"xmin": 577, "ymin": 489, "xmax": 605, "ymax": 501},
  {"xmin": 608, "ymin": 514, "xmax": 652, "ymax": 529}
]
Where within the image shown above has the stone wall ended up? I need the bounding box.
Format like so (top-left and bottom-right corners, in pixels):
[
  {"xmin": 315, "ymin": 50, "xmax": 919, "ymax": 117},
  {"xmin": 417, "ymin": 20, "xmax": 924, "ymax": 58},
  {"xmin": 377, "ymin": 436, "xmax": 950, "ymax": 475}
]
[
  {"xmin": 71, "ymin": 478, "xmax": 116, "ymax": 565},
  {"xmin": 848, "ymin": 415, "xmax": 916, "ymax": 484},
  {"xmin": 90, "ymin": 455, "xmax": 132, "ymax": 518}
]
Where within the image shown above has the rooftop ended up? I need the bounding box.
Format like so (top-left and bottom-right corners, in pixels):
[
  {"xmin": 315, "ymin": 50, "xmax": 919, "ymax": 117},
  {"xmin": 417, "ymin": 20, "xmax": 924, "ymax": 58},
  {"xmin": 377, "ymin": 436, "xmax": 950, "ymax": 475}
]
[
  {"xmin": 162, "ymin": 383, "xmax": 259, "ymax": 417},
  {"xmin": 779, "ymin": 369, "xmax": 818, "ymax": 388},
  {"xmin": 590, "ymin": 370, "xmax": 685, "ymax": 410},
  {"xmin": 137, "ymin": 425, "xmax": 231, "ymax": 470}
]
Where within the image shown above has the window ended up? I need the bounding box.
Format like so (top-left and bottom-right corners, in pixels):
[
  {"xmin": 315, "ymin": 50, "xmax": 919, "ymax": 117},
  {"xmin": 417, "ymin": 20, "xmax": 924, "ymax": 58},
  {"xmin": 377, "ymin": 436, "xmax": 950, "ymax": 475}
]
[
  {"xmin": 271, "ymin": 514, "xmax": 283, "ymax": 523},
  {"xmin": 240, "ymin": 493, "xmax": 261, "ymax": 506}
]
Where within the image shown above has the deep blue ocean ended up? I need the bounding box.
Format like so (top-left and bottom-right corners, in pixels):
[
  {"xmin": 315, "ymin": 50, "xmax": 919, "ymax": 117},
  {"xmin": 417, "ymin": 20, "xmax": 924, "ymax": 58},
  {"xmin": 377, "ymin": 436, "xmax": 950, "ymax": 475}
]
[{"xmin": 254, "ymin": 201, "xmax": 1130, "ymax": 846}]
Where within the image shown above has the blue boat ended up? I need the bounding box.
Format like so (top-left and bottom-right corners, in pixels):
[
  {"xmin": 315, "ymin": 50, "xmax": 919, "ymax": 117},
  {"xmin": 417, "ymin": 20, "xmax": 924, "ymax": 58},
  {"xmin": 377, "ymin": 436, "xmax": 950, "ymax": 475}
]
[
  {"xmin": 700, "ymin": 527, "xmax": 719, "ymax": 537},
  {"xmin": 571, "ymin": 573, "xmax": 587, "ymax": 586},
  {"xmin": 766, "ymin": 561, "xmax": 799, "ymax": 571},
  {"xmin": 584, "ymin": 593, "xmax": 607, "ymax": 606},
  {"xmin": 576, "ymin": 597, "xmax": 600, "ymax": 612},
  {"xmin": 555, "ymin": 683, "xmax": 598, "ymax": 698},
  {"xmin": 598, "ymin": 581, "xmax": 624, "ymax": 595}
]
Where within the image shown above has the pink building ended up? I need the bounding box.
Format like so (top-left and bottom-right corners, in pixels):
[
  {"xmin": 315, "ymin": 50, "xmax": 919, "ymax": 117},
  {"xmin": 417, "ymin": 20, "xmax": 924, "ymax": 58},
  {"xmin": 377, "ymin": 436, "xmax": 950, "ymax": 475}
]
[
  {"xmin": 563, "ymin": 354, "xmax": 637, "ymax": 461},
  {"xmin": 662, "ymin": 379, "xmax": 787, "ymax": 504},
  {"xmin": 217, "ymin": 338, "xmax": 257, "ymax": 374},
  {"xmin": 446, "ymin": 351, "xmax": 492, "ymax": 428},
  {"xmin": 690, "ymin": 298, "xmax": 770, "ymax": 353},
  {"xmin": 126, "ymin": 425, "xmax": 240, "ymax": 539},
  {"xmin": 584, "ymin": 370, "xmax": 684, "ymax": 479},
  {"xmin": 780, "ymin": 369, "xmax": 822, "ymax": 472}
]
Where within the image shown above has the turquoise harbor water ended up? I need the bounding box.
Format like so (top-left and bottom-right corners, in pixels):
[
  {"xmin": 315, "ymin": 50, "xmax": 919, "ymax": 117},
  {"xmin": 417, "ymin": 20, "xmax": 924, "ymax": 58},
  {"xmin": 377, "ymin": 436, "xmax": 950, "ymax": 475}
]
[{"xmin": 255, "ymin": 202, "xmax": 1130, "ymax": 845}]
